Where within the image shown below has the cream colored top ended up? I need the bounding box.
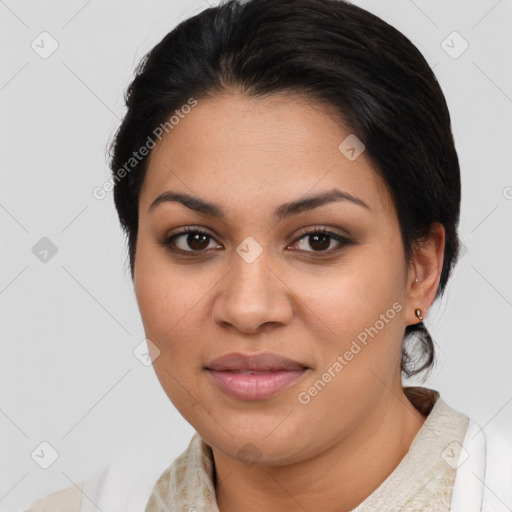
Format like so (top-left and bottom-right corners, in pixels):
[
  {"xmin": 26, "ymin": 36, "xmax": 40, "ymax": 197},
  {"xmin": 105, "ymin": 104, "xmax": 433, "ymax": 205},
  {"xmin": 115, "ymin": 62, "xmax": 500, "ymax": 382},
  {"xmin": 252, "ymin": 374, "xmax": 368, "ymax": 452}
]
[{"xmin": 27, "ymin": 387, "xmax": 470, "ymax": 512}]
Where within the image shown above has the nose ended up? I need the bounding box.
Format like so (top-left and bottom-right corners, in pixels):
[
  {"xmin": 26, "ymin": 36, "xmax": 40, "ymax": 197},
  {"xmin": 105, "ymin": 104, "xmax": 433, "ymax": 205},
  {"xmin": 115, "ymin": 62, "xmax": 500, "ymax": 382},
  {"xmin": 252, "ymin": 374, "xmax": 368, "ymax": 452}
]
[{"xmin": 212, "ymin": 249, "xmax": 294, "ymax": 334}]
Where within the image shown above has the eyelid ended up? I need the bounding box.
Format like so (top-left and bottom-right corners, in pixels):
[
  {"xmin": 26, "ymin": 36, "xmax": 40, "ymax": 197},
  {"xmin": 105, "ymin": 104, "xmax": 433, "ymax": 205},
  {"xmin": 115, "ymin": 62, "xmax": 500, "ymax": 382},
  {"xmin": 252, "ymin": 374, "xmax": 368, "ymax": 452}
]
[{"xmin": 292, "ymin": 225, "xmax": 351, "ymax": 242}]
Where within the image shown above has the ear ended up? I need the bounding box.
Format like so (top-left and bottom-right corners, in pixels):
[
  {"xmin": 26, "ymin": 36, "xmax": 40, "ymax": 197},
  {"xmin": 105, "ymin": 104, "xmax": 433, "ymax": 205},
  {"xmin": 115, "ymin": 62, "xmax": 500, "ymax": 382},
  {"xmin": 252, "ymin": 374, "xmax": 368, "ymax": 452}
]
[{"xmin": 405, "ymin": 222, "xmax": 445, "ymax": 326}]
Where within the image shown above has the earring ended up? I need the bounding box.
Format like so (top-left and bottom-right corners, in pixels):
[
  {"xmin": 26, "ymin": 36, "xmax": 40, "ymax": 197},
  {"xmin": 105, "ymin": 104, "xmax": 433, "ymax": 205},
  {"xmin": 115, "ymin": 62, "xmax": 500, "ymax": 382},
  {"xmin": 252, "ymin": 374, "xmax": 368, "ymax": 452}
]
[{"xmin": 415, "ymin": 308, "xmax": 424, "ymax": 321}]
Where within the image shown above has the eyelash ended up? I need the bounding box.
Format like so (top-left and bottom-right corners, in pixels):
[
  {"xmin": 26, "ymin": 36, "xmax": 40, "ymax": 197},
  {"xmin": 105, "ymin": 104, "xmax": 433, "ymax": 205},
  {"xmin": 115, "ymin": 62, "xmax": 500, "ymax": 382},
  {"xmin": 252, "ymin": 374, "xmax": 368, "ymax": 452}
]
[{"xmin": 158, "ymin": 226, "xmax": 352, "ymax": 257}]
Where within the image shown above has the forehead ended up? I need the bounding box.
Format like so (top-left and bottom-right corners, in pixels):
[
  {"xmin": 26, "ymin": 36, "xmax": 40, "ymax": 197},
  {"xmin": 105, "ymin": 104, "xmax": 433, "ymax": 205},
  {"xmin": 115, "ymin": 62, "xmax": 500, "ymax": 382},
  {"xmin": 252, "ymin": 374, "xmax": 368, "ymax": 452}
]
[{"xmin": 140, "ymin": 92, "xmax": 392, "ymax": 215}]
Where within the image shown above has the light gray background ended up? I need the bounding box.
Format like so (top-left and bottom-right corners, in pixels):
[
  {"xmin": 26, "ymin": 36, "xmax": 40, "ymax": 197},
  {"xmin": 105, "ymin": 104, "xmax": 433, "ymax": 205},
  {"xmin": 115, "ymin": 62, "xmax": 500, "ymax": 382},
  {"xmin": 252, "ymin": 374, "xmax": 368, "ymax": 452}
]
[{"xmin": 1, "ymin": 0, "xmax": 511, "ymax": 509}]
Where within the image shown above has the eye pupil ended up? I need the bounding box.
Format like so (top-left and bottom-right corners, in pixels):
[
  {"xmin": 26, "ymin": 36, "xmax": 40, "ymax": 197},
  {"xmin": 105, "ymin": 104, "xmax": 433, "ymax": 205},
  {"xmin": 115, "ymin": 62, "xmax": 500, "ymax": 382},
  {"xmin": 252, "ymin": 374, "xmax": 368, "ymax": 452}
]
[
  {"xmin": 309, "ymin": 233, "xmax": 330, "ymax": 251},
  {"xmin": 188, "ymin": 233, "xmax": 209, "ymax": 250}
]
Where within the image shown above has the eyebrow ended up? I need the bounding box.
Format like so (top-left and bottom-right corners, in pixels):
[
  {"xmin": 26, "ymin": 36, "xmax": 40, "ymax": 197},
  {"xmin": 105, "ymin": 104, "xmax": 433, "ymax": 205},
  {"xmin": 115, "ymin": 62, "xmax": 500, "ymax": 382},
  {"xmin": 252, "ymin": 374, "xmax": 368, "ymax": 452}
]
[{"xmin": 148, "ymin": 188, "xmax": 370, "ymax": 220}]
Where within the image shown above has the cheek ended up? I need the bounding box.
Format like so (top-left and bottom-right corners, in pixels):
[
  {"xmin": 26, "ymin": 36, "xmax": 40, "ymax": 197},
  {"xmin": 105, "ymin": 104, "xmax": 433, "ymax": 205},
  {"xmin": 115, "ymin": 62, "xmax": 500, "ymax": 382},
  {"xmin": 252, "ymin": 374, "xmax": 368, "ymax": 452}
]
[
  {"xmin": 290, "ymin": 267, "xmax": 406, "ymax": 437},
  {"xmin": 133, "ymin": 250, "xmax": 208, "ymax": 412},
  {"xmin": 293, "ymin": 253, "xmax": 406, "ymax": 338},
  {"xmin": 289, "ymin": 252, "xmax": 408, "ymax": 410},
  {"xmin": 134, "ymin": 232, "xmax": 209, "ymax": 336},
  {"xmin": 135, "ymin": 275, "xmax": 209, "ymax": 359}
]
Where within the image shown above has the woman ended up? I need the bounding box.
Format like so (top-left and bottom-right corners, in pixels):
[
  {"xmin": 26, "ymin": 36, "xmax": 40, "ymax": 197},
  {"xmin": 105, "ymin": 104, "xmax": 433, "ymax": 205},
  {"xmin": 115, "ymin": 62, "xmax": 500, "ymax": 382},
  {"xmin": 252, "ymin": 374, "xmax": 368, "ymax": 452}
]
[{"xmin": 27, "ymin": 0, "xmax": 512, "ymax": 510}]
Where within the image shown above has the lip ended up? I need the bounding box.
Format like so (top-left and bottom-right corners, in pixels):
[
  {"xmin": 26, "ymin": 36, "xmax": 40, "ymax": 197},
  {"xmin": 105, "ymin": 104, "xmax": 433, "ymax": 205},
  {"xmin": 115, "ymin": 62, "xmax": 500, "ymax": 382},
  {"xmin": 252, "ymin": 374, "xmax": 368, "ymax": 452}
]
[
  {"xmin": 205, "ymin": 351, "xmax": 308, "ymax": 372},
  {"xmin": 205, "ymin": 352, "xmax": 310, "ymax": 401}
]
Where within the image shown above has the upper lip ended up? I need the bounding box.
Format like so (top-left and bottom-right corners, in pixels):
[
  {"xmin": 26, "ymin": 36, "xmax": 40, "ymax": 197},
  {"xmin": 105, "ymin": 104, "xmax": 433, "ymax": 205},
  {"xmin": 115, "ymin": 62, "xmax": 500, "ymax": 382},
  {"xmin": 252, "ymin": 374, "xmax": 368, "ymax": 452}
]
[{"xmin": 205, "ymin": 352, "xmax": 309, "ymax": 372}]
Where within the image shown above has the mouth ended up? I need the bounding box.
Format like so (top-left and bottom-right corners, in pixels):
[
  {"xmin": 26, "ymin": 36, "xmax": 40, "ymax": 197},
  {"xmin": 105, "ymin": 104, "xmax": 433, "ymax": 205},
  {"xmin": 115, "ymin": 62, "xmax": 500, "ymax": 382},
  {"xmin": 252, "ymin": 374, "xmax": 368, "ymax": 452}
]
[{"xmin": 205, "ymin": 352, "xmax": 310, "ymax": 401}]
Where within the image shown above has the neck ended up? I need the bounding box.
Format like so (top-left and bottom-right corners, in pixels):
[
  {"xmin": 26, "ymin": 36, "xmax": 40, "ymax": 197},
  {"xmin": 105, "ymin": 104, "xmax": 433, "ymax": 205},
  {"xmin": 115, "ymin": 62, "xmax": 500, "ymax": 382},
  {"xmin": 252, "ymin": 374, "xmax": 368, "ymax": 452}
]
[{"xmin": 212, "ymin": 386, "xmax": 427, "ymax": 512}]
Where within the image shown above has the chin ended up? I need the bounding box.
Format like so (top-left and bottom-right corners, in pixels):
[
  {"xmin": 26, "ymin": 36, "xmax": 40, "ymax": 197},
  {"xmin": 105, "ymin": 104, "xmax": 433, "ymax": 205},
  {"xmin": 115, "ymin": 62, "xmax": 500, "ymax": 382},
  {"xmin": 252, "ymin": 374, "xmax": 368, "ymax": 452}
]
[{"xmin": 201, "ymin": 422, "xmax": 312, "ymax": 466}]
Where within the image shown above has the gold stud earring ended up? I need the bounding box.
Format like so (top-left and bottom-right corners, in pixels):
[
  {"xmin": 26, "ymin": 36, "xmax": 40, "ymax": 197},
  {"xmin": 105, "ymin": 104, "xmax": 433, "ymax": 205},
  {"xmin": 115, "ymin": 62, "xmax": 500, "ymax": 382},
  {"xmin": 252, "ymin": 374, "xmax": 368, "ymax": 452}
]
[{"xmin": 415, "ymin": 308, "xmax": 423, "ymax": 321}]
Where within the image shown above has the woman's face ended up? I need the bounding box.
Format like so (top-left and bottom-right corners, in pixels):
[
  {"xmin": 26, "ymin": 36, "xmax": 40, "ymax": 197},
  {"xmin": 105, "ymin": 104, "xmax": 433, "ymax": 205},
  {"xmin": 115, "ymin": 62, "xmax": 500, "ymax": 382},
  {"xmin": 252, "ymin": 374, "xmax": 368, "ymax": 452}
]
[{"xmin": 134, "ymin": 92, "xmax": 423, "ymax": 465}]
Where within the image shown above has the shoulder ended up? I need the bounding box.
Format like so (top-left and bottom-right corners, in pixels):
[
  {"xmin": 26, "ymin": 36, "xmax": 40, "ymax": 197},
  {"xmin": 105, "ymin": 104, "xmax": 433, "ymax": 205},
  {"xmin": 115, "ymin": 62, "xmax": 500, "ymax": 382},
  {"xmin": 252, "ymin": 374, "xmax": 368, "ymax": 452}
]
[
  {"xmin": 483, "ymin": 421, "xmax": 512, "ymax": 477},
  {"xmin": 24, "ymin": 435, "xmax": 197, "ymax": 511},
  {"xmin": 25, "ymin": 481, "xmax": 83, "ymax": 512},
  {"xmin": 451, "ymin": 416, "xmax": 512, "ymax": 510}
]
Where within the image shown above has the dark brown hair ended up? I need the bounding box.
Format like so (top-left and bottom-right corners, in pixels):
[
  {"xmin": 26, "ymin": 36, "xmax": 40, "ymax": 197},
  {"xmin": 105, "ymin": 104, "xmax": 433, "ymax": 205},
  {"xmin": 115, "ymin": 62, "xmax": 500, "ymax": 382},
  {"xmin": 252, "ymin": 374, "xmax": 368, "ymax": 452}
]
[{"xmin": 108, "ymin": 0, "xmax": 461, "ymax": 379}]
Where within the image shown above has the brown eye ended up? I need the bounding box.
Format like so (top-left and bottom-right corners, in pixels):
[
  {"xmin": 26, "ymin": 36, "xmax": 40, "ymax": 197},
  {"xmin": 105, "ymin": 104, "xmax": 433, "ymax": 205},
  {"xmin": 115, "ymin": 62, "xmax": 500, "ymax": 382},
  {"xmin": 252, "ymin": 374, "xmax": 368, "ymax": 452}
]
[
  {"xmin": 159, "ymin": 227, "xmax": 352, "ymax": 257},
  {"xmin": 160, "ymin": 229, "xmax": 221, "ymax": 253},
  {"xmin": 291, "ymin": 229, "xmax": 351, "ymax": 254}
]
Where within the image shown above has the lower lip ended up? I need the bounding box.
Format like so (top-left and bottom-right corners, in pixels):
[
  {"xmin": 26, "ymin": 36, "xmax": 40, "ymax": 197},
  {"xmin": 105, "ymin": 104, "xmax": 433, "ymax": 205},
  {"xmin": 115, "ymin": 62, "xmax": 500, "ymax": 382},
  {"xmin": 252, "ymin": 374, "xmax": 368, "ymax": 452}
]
[{"xmin": 206, "ymin": 369, "xmax": 308, "ymax": 401}]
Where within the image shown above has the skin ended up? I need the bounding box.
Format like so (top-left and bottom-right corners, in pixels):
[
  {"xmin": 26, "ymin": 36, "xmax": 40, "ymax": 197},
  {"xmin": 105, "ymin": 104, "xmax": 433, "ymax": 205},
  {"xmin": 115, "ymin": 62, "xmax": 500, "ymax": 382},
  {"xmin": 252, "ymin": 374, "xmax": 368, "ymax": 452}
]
[{"xmin": 134, "ymin": 91, "xmax": 445, "ymax": 511}]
